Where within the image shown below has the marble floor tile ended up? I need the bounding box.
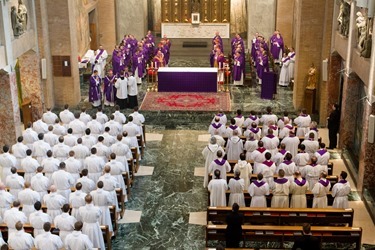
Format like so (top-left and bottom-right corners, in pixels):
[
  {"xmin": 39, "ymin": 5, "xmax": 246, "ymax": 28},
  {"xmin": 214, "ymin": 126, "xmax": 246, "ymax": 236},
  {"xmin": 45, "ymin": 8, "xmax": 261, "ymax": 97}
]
[
  {"xmin": 145, "ymin": 133, "xmax": 163, "ymax": 141},
  {"xmin": 194, "ymin": 167, "xmax": 205, "ymax": 177},
  {"xmin": 198, "ymin": 134, "xmax": 211, "ymax": 142},
  {"xmin": 188, "ymin": 211, "xmax": 207, "ymax": 225},
  {"xmin": 134, "ymin": 166, "xmax": 154, "ymax": 176},
  {"xmin": 118, "ymin": 210, "xmax": 142, "ymax": 224}
]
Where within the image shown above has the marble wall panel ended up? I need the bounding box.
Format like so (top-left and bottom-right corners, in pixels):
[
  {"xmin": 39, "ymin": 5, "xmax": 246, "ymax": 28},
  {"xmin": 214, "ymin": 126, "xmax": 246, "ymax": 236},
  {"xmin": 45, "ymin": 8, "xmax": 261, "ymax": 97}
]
[
  {"xmin": 247, "ymin": 0, "xmax": 276, "ymax": 48},
  {"xmin": 0, "ymin": 72, "xmax": 21, "ymax": 146},
  {"xmin": 19, "ymin": 50, "xmax": 44, "ymax": 119},
  {"xmin": 116, "ymin": 0, "xmax": 147, "ymax": 41},
  {"xmin": 339, "ymin": 73, "xmax": 361, "ymax": 149}
]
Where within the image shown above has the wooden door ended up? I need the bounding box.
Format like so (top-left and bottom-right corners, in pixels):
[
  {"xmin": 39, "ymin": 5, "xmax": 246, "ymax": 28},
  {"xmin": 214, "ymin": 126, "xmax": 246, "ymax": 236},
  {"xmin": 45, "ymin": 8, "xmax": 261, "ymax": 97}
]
[{"xmin": 90, "ymin": 23, "xmax": 98, "ymax": 50}]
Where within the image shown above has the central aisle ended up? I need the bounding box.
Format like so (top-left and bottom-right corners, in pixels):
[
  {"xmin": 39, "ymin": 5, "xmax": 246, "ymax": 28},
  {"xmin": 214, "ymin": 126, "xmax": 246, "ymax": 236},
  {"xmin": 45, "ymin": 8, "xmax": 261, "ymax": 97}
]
[{"xmin": 112, "ymin": 129, "xmax": 208, "ymax": 249}]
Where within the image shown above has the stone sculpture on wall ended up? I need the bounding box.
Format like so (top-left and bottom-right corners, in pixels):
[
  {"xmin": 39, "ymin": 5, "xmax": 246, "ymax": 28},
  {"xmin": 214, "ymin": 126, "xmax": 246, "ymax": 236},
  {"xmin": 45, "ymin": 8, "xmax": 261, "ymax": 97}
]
[
  {"xmin": 306, "ymin": 63, "xmax": 317, "ymax": 90},
  {"xmin": 10, "ymin": 0, "xmax": 28, "ymax": 38},
  {"xmin": 356, "ymin": 11, "xmax": 367, "ymax": 50},
  {"xmin": 337, "ymin": 0, "xmax": 350, "ymax": 37}
]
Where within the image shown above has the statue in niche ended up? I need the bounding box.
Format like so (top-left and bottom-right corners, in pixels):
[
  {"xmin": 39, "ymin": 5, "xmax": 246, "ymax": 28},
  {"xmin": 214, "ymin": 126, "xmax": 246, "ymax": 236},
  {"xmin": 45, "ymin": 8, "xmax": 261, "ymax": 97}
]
[
  {"xmin": 11, "ymin": 6, "xmax": 22, "ymax": 37},
  {"xmin": 360, "ymin": 29, "xmax": 372, "ymax": 58},
  {"xmin": 337, "ymin": 0, "xmax": 350, "ymax": 37},
  {"xmin": 356, "ymin": 11, "xmax": 367, "ymax": 50},
  {"xmin": 306, "ymin": 63, "xmax": 317, "ymax": 90},
  {"xmin": 18, "ymin": 0, "xmax": 28, "ymax": 32},
  {"xmin": 191, "ymin": 0, "xmax": 200, "ymax": 13}
]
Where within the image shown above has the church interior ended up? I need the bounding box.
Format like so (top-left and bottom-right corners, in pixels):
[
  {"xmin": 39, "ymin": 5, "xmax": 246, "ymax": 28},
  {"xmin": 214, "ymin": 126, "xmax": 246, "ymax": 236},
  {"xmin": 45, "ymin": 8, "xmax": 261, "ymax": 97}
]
[{"xmin": 1, "ymin": 0, "xmax": 375, "ymax": 249}]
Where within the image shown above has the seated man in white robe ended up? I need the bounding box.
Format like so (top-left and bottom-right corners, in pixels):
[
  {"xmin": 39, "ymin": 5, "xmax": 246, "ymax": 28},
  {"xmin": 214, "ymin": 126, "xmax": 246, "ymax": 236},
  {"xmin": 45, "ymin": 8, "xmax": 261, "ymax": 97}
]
[
  {"xmin": 98, "ymin": 166, "xmax": 120, "ymax": 212},
  {"xmin": 112, "ymin": 105, "xmax": 126, "ymax": 124},
  {"xmin": 107, "ymin": 153, "xmax": 128, "ymax": 201},
  {"xmin": 225, "ymin": 118, "xmax": 242, "ymax": 138},
  {"xmin": 53, "ymin": 118, "xmax": 67, "ymax": 136},
  {"xmin": 278, "ymin": 118, "xmax": 294, "ymax": 139},
  {"xmin": 226, "ymin": 130, "xmax": 244, "ymax": 161},
  {"xmin": 228, "ymin": 169, "xmax": 245, "ymax": 207},
  {"xmin": 202, "ymin": 137, "xmax": 224, "ymax": 188},
  {"xmin": 111, "ymin": 134, "xmax": 132, "ymax": 170},
  {"xmin": 81, "ymin": 128, "xmax": 97, "ymax": 149},
  {"xmin": 258, "ymin": 152, "xmax": 276, "ymax": 189},
  {"xmin": 105, "ymin": 115, "xmax": 123, "ymax": 137},
  {"xmin": 261, "ymin": 129, "xmax": 279, "ymax": 157},
  {"xmin": 301, "ymin": 132, "xmax": 319, "ymax": 158},
  {"xmin": 314, "ymin": 143, "xmax": 330, "ymax": 169},
  {"xmin": 69, "ymin": 113, "xmax": 87, "ymax": 138},
  {"xmin": 76, "ymin": 169, "xmax": 96, "ymax": 194},
  {"xmin": 233, "ymin": 109, "xmax": 245, "ymax": 127},
  {"xmin": 302, "ymin": 156, "xmax": 327, "ymax": 190},
  {"xmin": 276, "ymin": 152, "xmax": 297, "ymax": 183},
  {"xmin": 33, "ymin": 119, "xmax": 49, "ymax": 135},
  {"xmin": 280, "ymin": 130, "xmax": 300, "ymax": 158},
  {"xmin": 271, "ymin": 169, "xmax": 290, "ymax": 208},
  {"xmin": 44, "ymin": 125, "xmax": 59, "ymax": 147},
  {"xmin": 6, "ymin": 167, "xmax": 24, "ymax": 200},
  {"xmin": 101, "ymin": 127, "xmax": 117, "ymax": 147},
  {"xmin": 260, "ymin": 107, "xmax": 278, "ymax": 136},
  {"xmin": 64, "ymin": 221, "xmax": 94, "ymax": 250},
  {"xmin": 12, "ymin": 136, "xmax": 29, "ymax": 166},
  {"xmin": 53, "ymin": 136, "xmax": 70, "ymax": 162},
  {"xmin": 84, "ymin": 147, "xmax": 106, "ymax": 184},
  {"xmin": 0, "ymin": 183, "xmax": 14, "ymax": 218},
  {"xmin": 31, "ymin": 166, "xmax": 50, "ymax": 200},
  {"xmin": 71, "ymin": 138, "xmax": 90, "ymax": 166},
  {"xmin": 42, "ymin": 150, "xmax": 61, "ymax": 182},
  {"xmin": 208, "ymin": 150, "xmax": 231, "ymax": 181},
  {"xmin": 208, "ymin": 169, "xmax": 228, "ymax": 206},
  {"xmin": 244, "ymin": 122, "xmax": 262, "ymax": 141},
  {"xmin": 8, "ymin": 221, "xmax": 34, "ymax": 250},
  {"xmin": 54, "ymin": 204, "xmax": 77, "ymax": 243},
  {"xmin": 294, "ymin": 109, "xmax": 312, "ymax": 137},
  {"xmin": 18, "ymin": 182, "xmax": 41, "ymax": 221},
  {"xmin": 93, "ymin": 136, "xmax": 111, "ymax": 163},
  {"xmin": 248, "ymin": 173, "xmax": 270, "ymax": 207},
  {"xmin": 29, "ymin": 201, "xmax": 52, "ymax": 237},
  {"xmin": 212, "ymin": 110, "xmax": 227, "ymax": 125},
  {"xmin": 79, "ymin": 108, "xmax": 92, "ymax": 125},
  {"xmin": 290, "ymin": 171, "xmax": 309, "ymax": 208},
  {"xmin": 294, "ymin": 144, "xmax": 311, "ymax": 173},
  {"xmin": 273, "ymin": 143, "xmax": 289, "ymax": 167},
  {"xmin": 4, "ymin": 201, "xmax": 27, "ymax": 235},
  {"xmin": 69, "ymin": 182, "xmax": 87, "ymax": 221},
  {"xmin": 244, "ymin": 133, "xmax": 258, "ymax": 160},
  {"xmin": 23, "ymin": 122, "xmax": 39, "ymax": 149},
  {"xmin": 34, "ymin": 222, "xmax": 63, "ymax": 250},
  {"xmin": 268, "ymin": 121, "xmax": 279, "ymax": 138},
  {"xmin": 251, "ymin": 141, "xmax": 270, "ymax": 174},
  {"xmin": 64, "ymin": 129, "xmax": 78, "ymax": 148},
  {"xmin": 52, "ymin": 162, "xmax": 75, "ymax": 200},
  {"xmin": 277, "ymin": 111, "xmax": 293, "ymax": 130},
  {"xmin": 79, "ymin": 194, "xmax": 105, "ymax": 250},
  {"xmin": 32, "ymin": 133, "xmax": 52, "ymax": 164},
  {"xmin": 90, "ymin": 181, "xmax": 114, "ymax": 236},
  {"xmin": 0, "ymin": 145, "xmax": 17, "ymax": 183},
  {"xmin": 304, "ymin": 121, "xmax": 319, "ymax": 141},
  {"xmin": 87, "ymin": 114, "xmax": 104, "ymax": 138},
  {"xmin": 208, "ymin": 116, "xmax": 226, "ymax": 136},
  {"xmin": 312, "ymin": 171, "xmax": 331, "ymax": 208},
  {"xmin": 43, "ymin": 185, "xmax": 67, "ymax": 221},
  {"xmin": 332, "ymin": 171, "xmax": 351, "ymax": 209},
  {"xmin": 65, "ymin": 151, "xmax": 82, "ymax": 183},
  {"xmin": 243, "ymin": 110, "xmax": 259, "ymax": 129},
  {"xmin": 59, "ymin": 104, "xmax": 75, "ymax": 128},
  {"xmin": 233, "ymin": 153, "xmax": 253, "ymax": 189},
  {"xmin": 42, "ymin": 107, "xmax": 59, "ymax": 125},
  {"xmin": 122, "ymin": 116, "xmax": 141, "ymax": 152}
]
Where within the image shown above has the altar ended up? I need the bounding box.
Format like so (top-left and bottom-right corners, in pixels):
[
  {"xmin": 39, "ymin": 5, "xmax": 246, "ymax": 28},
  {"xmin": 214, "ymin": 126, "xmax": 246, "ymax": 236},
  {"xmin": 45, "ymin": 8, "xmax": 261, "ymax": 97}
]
[{"xmin": 157, "ymin": 67, "xmax": 218, "ymax": 92}]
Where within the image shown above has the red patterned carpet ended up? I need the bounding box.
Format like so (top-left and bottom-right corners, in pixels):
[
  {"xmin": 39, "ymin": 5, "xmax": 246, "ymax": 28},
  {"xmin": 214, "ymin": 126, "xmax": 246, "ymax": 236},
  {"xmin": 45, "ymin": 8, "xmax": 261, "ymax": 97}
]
[{"xmin": 140, "ymin": 92, "xmax": 231, "ymax": 111}]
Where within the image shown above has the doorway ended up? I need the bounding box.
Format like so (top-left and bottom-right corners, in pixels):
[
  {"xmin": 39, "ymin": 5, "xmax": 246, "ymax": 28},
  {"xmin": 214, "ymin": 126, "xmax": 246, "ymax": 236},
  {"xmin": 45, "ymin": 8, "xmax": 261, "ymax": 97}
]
[{"xmin": 89, "ymin": 9, "xmax": 98, "ymax": 50}]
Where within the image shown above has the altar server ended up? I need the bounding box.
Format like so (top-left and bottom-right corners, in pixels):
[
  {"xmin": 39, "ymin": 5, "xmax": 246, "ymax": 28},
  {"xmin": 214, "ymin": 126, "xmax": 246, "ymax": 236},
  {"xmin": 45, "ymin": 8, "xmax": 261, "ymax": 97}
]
[
  {"xmin": 271, "ymin": 169, "xmax": 290, "ymax": 208},
  {"xmin": 228, "ymin": 170, "xmax": 245, "ymax": 207},
  {"xmin": 288, "ymin": 47, "xmax": 296, "ymax": 78},
  {"xmin": 312, "ymin": 171, "xmax": 331, "ymax": 208},
  {"xmin": 202, "ymin": 137, "xmax": 224, "ymax": 188},
  {"xmin": 290, "ymin": 171, "xmax": 309, "ymax": 208},
  {"xmin": 278, "ymin": 53, "xmax": 290, "ymax": 86}
]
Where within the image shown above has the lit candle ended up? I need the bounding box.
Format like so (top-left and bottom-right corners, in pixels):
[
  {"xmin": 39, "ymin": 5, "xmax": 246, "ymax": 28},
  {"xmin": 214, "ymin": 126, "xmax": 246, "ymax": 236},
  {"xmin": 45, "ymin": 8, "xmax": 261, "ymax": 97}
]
[{"xmin": 151, "ymin": 62, "xmax": 154, "ymax": 68}]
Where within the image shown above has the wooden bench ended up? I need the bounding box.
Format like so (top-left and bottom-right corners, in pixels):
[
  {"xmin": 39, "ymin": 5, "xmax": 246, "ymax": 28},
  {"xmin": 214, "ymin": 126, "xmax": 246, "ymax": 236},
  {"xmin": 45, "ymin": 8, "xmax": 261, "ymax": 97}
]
[
  {"xmin": 206, "ymin": 225, "xmax": 362, "ymax": 250},
  {"xmin": 131, "ymin": 147, "xmax": 140, "ymax": 173},
  {"xmin": 137, "ymin": 134, "xmax": 145, "ymax": 158},
  {"xmin": 207, "ymin": 190, "xmax": 335, "ymax": 208},
  {"xmin": 207, "ymin": 207, "xmax": 354, "ymax": 226},
  {"xmin": 0, "ymin": 223, "xmax": 112, "ymax": 249}
]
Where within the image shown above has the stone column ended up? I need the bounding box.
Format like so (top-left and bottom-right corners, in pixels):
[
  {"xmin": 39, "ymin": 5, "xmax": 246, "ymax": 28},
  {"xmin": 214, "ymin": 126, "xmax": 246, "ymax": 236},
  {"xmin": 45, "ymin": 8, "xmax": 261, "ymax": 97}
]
[
  {"xmin": 0, "ymin": 72, "xmax": 22, "ymax": 146},
  {"xmin": 247, "ymin": 0, "xmax": 276, "ymax": 49},
  {"xmin": 293, "ymin": 0, "xmax": 326, "ymax": 109},
  {"xmin": 35, "ymin": 0, "xmax": 54, "ymax": 109},
  {"xmin": 275, "ymin": 0, "xmax": 294, "ymax": 47},
  {"xmin": 116, "ymin": 0, "xmax": 148, "ymax": 41}
]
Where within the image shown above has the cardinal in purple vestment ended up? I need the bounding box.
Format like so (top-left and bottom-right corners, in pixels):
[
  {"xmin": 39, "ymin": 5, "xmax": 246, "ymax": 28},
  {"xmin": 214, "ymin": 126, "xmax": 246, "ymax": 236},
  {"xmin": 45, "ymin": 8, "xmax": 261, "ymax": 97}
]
[
  {"xmin": 270, "ymin": 31, "xmax": 284, "ymax": 61},
  {"xmin": 103, "ymin": 70, "xmax": 117, "ymax": 106},
  {"xmin": 89, "ymin": 70, "xmax": 102, "ymax": 107}
]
